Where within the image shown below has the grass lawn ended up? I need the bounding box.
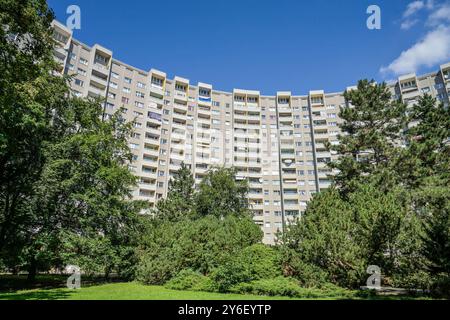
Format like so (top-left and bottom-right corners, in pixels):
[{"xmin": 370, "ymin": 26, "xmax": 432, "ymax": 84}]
[
  {"xmin": 0, "ymin": 282, "xmax": 300, "ymax": 300},
  {"xmin": 0, "ymin": 275, "xmax": 431, "ymax": 300}
]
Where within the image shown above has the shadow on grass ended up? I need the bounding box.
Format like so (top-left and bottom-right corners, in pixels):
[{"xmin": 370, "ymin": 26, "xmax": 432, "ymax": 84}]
[
  {"xmin": 0, "ymin": 274, "xmax": 123, "ymax": 300},
  {"xmin": 0, "ymin": 289, "xmax": 72, "ymax": 300}
]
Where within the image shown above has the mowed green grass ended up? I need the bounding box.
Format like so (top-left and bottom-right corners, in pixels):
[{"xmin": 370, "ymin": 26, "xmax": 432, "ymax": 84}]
[{"xmin": 0, "ymin": 282, "xmax": 299, "ymax": 300}]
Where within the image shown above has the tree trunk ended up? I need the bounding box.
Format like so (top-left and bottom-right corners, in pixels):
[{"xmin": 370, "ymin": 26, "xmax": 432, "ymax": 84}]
[{"xmin": 27, "ymin": 257, "xmax": 37, "ymax": 283}]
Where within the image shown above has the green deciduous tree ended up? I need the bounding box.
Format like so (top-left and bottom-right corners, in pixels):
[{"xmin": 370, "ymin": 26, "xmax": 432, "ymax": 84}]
[
  {"xmin": 0, "ymin": 0, "xmax": 64, "ymax": 255},
  {"xmin": 0, "ymin": 0, "xmax": 147, "ymax": 281},
  {"xmin": 194, "ymin": 167, "xmax": 250, "ymax": 218}
]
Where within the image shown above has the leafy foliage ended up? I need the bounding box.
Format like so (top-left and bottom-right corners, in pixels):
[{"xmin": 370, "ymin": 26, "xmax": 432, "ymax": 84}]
[
  {"xmin": 194, "ymin": 167, "xmax": 251, "ymax": 219},
  {"xmin": 155, "ymin": 163, "xmax": 195, "ymax": 222},
  {"xmin": 136, "ymin": 216, "xmax": 262, "ymax": 285},
  {"xmin": 164, "ymin": 269, "xmax": 213, "ymax": 292}
]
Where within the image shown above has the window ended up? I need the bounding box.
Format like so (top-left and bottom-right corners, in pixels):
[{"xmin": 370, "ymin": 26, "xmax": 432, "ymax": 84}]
[
  {"xmin": 124, "ymin": 77, "xmax": 132, "ymax": 84},
  {"xmin": 175, "ymin": 83, "xmax": 186, "ymax": 92},
  {"xmin": 109, "ymin": 82, "xmax": 118, "ymax": 89},
  {"xmin": 151, "ymin": 77, "xmax": 164, "ymax": 87},
  {"xmin": 74, "ymin": 79, "xmax": 84, "ymax": 87},
  {"xmin": 77, "ymin": 68, "xmax": 86, "ymax": 76},
  {"xmin": 79, "ymin": 58, "xmax": 88, "ymax": 65},
  {"xmin": 137, "ymin": 82, "xmax": 146, "ymax": 89},
  {"xmin": 122, "ymin": 97, "xmax": 129, "ymax": 104},
  {"xmin": 108, "ymin": 92, "xmax": 116, "ymax": 99},
  {"xmin": 95, "ymin": 54, "xmax": 107, "ymax": 64},
  {"xmin": 123, "ymin": 87, "xmax": 131, "ymax": 94},
  {"xmin": 136, "ymin": 91, "xmax": 145, "ymax": 99},
  {"xmin": 401, "ymin": 80, "xmax": 417, "ymax": 89},
  {"xmin": 111, "ymin": 72, "xmax": 119, "ymax": 79}
]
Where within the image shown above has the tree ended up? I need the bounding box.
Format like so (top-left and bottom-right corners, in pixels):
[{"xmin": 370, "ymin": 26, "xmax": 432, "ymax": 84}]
[
  {"xmin": 19, "ymin": 99, "xmax": 147, "ymax": 281},
  {"xmin": 282, "ymin": 188, "xmax": 366, "ymax": 288},
  {"xmin": 415, "ymin": 177, "xmax": 450, "ymax": 291},
  {"xmin": 156, "ymin": 163, "xmax": 195, "ymax": 221},
  {"xmin": 282, "ymin": 184, "xmax": 425, "ymax": 289},
  {"xmin": 396, "ymin": 95, "xmax": 450, "ymax": 188},
  {"xmin": 194, "ymin": 167, "xmax": 250, "ymax": 218},
  {"xmin": 0, "ymin": 0, "xmax": 63, "ymax": 255},
  {"xmin": 136, "ymin": 215, "xmax": 262, "ymax": 285},
  {"xmin": 328, "ymin": 80, "xmax": 407, "ymax": 195},
  {"xmin": 0, "ymin": 0, "xmax": 148, "ymax": 280},
  {"xmin": 349, "ymin": 181, "xmax": 424, "ymax": 287}
]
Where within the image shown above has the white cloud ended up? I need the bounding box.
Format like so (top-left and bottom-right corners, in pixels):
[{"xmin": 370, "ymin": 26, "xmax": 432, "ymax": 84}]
[
  {"xmin": 380, "ymin": 25, "xmax": 450, "ymax": 75},
  {"xmin": 427, "ymin": 2, "xmax": 450, "ymax": 25},
  {"xmin": 401, "ymin": 19, "xmax": 420, "ymax": 30},
  {"xmin": 403, "ymin": 1, "xmax": 426, "ymax": 18},
  {"xmin": 400, "ymin": 0, "xmax": 437, "ymax": 30}
]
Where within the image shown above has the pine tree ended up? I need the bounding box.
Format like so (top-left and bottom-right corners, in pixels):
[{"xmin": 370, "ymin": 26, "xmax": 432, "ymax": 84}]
[
  {"xmin": 396, "ymin": 94, "xmax": 450, "ymax": 188},
  {"xmin": 328, "ymin": 80, "xmax": 407, "ymax": 195},
  {"xmin": 155, "ymin": 163, "xmax": 195, "ymax": 221}
]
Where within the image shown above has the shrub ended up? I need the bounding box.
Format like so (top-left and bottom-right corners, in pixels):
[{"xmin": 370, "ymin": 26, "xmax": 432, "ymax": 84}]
[
  {"xmin": 210, "ymin": 260, "xmax": 252, "ymax": 293},
  {"xmin": 230, "ymin": 277, "xmax": 357, "ymax": 299},
  {"xmin": 164, "ymin": 269, "xmax": 213, "ymax": 292},
  {"xmin": 230, "ymin": 277, "xmax": 302, "ymax": 297},
  {"xmin": 210, "ymin": 244, "xmax": 282, "ymax": 292},
  {"xmin": 135, "ymin": 216, "xmax": 262, "ymax": 285},
  {"xmin": 238, "ymin": 244, "xmax": 282, "ymax": 280},
  {"xmin": 281, "ymin": 250, "xmax": 329, "ymax": 288}
]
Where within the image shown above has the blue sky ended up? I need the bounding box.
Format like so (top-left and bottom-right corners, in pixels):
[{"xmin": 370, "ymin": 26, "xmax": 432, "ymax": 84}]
[{"xmin": 47, "ymin": 0, "xmax": 450, "ymax": 95}]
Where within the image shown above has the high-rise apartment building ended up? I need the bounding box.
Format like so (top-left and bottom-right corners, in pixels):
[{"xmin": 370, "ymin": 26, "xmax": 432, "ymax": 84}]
[{"xmin": 51, "ymin": 21, "xmax": 450, "ymax": 244}]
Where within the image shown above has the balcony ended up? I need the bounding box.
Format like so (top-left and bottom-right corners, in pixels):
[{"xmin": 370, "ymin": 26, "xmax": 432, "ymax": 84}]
[
  {"xmin": 173, "ymin": 102, "xmax": 188, "ymax": 113},
  {"xmin": 92, "ymin": 62, "xmax": 109, "ymax": 77},
  {"xmin": 170, "ymin": 152, "xmax": 185, "ymax": 162},
  {"xmin": 88, "ymin": 85, "xmax": 105, "ymax": 98},
  {"xmin": 143, "ymin": 148, "xmax": 160, "ymax": 158},
  {"xmin": 310, "ymin": 98, "xmax": 324, "ymax": 106},
  {"xmin": 402, "ymin": 90, "xmax": 420, "ymax": 101},
  {"xmin": 150, "ymin": 84, "xmax": 164, "ymax": 98},
  {"xmin": 174, "ymin": 91, "xmax": 188, "ymax": 103},
  {"xmin": 198, "ymin": 96, "xmax": 212, "ymax": 107},
  {"xmin": 146, "ymin": 127, "xmax": 161, "ymax": 136},
  {"xmin": 171, "ymin": 131, "xmax": 186, "ymax": 140},
  {"xmin": 138, "ymin": 182, "xmax": 157, "ymax": 192},
  {"xmin": 90, "ymin": 73, "xmax": 108, "ymax": 88},
  {"xmin": 443, "ymin": 71, "xmax": 450, "ymax": 82},
  {"xmin": 197, "ymin": 117, "xmax": 211, "ymax": 125}
]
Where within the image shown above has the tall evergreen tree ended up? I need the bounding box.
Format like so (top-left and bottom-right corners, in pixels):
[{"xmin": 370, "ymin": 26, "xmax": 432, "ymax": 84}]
[
  {"xmin": 328, "ymin": 80, "xmax": 407, "ymax": 195},
  {"xmin": 396, "ymin": 95, "xmax": 450, "ymax": 188},
  {"xmin": 156, "ymin": 163, "xmax": 195, "ymax": 221}
]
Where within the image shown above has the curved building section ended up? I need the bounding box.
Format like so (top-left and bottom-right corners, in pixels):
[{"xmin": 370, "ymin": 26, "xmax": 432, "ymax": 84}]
[{"xmin": 51, "ymin": 20, "xmax": 450, "ymax": 244}]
